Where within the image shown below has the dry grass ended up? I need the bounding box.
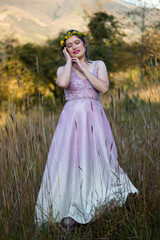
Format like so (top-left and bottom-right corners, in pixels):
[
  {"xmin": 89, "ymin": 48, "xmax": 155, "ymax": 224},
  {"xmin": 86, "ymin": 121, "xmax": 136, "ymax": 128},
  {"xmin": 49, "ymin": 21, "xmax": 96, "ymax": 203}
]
[{"xmin": 0, "ymin": 79, "xmax": 160, "ymax": 239}]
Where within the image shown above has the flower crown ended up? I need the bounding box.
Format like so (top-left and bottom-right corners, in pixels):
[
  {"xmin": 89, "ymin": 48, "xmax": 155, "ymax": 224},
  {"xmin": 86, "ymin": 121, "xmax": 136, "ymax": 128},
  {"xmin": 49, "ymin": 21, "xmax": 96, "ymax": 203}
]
[{"xmin": 60, "ymin": 30, "xmax": 87, "ymax": 47}]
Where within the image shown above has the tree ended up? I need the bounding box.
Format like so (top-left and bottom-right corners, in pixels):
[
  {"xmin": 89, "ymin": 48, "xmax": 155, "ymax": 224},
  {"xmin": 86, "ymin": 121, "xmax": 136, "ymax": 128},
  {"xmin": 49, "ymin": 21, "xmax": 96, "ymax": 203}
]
[
  {"xmin": 87, "ymin": 11, "xmax": 127, "ymax": 73},
  {"xmin": 124, "ymin": 0, "xmax": 160, "ymax": 89},
  {"xmin": 0, "ymin": 32, "xmax": 67, "ymax": 111}
]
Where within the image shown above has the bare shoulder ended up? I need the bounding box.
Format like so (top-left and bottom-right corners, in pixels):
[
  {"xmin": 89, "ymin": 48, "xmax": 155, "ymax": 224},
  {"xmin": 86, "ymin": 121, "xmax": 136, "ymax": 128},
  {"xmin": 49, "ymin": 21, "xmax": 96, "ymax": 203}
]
[
  {"xmin": 96, "ymin": 60, "xmax": 109, "ymax": 84},
  {"xmin": 57, "ymin": 65, "xmax": 65, "ymax": 77},
  {"xmin": 57, "ymin": 65, "xmax": 65, "ymax": 72},
  {"xmin": 96, "ymin": 60, "xmax": 106, "ymax": 69},
  {"xmin": 89, "ymin": 60, "xmax": 105, "ymax": 68}
]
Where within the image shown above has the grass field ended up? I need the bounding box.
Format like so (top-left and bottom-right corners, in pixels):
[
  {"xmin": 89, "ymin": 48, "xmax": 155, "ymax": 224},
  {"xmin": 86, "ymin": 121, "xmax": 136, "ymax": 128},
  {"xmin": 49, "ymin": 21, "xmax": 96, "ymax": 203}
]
[{"xmin": 0, "ymin": 80, "xmax": 160, "ymax": 239}]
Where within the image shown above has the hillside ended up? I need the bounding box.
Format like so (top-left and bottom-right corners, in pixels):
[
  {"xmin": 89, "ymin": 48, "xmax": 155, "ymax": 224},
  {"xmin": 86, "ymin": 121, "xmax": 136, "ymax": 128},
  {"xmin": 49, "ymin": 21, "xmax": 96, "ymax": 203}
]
[{"xmin": 0, "ymin": 0, "xmax": 158, "ymax": 44}]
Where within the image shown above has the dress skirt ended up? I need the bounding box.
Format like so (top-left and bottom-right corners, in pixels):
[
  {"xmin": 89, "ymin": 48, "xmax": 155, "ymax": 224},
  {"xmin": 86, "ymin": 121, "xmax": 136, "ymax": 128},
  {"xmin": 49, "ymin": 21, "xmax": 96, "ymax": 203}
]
[{"xmin": 34, "ymin": 98, "xmax": 138, "ymax": 225}]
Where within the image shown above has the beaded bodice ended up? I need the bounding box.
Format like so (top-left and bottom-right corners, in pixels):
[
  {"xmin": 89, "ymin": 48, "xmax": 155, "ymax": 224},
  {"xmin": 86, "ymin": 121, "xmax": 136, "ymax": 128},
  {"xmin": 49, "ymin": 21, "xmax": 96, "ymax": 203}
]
[{"xmin": 64, "ymin": 61, "xmax": 100, "ymax": 101}]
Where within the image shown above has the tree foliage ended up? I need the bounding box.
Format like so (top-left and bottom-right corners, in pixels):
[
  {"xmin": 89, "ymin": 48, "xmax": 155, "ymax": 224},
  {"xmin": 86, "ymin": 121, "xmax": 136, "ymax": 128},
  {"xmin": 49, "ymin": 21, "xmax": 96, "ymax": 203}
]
[{"xmin": 87, "ymin": 12, "xmax": 133, "ymax": 73}]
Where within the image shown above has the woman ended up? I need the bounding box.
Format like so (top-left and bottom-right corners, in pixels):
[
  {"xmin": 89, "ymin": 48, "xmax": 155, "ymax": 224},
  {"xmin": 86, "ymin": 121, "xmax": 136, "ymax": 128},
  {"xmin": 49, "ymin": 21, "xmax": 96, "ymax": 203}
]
[{"xmin": 35, "ymin": 29, "xmax": 138, "ymax": 231}]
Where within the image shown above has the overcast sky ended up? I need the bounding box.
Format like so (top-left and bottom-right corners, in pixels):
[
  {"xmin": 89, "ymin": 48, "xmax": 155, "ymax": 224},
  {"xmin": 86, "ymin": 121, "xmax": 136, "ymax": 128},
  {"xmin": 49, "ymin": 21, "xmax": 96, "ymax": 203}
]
[{"xmin": 122, "ymin": 0, "xmax": 160, "ymax": 9}]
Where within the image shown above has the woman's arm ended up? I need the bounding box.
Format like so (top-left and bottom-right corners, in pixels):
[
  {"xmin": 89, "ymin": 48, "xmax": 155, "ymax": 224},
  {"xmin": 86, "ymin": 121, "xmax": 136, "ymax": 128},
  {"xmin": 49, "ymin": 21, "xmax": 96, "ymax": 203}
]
[
  {"xmin": 56, "ymin": 47, "xmax": 72, "ymax": 89},
  {"xmin": 56, "ymin": 61, "xmax": 72, "ymax": 89},
  {"xmin": 83, "ymin": 60, "xmax": 109, "ymax": 94}
]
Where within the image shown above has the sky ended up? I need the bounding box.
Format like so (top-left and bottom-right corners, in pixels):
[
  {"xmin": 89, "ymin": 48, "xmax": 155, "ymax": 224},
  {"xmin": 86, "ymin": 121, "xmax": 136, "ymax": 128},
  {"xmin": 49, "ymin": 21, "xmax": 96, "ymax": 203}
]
[{"xmin": 122, "ymin": 0, "xmax": 160, "ymax": 9}]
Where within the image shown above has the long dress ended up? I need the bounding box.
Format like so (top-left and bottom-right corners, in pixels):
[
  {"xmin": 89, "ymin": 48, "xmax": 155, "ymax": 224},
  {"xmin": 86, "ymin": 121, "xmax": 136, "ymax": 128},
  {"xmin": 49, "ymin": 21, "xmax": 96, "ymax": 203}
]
[{"xmin": 34, "ymin": 60, "xmax": 138, "ymax": 226}]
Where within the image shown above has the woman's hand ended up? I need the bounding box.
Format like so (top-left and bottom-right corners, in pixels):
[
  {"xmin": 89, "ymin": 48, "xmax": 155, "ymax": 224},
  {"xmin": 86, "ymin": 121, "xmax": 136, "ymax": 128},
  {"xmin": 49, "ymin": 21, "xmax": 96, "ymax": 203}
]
[
  {"xmin": 63, "ymin": 47, "xmax": 71, "ymax": 63},
  {"xmin": 71, "ymin": 57, "xmax": 86, "ymax": 73}
]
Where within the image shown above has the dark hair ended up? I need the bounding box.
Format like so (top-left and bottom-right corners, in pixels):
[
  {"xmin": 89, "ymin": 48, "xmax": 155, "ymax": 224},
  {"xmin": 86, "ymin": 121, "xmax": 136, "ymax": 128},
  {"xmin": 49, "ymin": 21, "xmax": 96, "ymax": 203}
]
[{"xmin": 60, "ymin": 29, "xmax": 92, "ymax": 64}]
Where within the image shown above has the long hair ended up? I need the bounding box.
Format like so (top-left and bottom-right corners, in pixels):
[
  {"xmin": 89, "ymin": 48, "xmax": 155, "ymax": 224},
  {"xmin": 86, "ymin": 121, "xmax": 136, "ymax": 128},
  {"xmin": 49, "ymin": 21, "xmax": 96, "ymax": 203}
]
[{"xmin": 60, "ymin": 29, "xmax": 92, "ymax": 64}]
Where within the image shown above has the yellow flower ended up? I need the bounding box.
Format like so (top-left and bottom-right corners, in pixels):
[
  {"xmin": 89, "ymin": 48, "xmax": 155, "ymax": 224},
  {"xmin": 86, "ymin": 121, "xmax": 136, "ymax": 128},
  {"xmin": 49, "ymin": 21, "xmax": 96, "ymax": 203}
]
[
  {"xmin": 60, "ymin": 40, "xmax": 64, "ymax": 46},
  {"xmin": 60, "ymin": 31, "xmax": 86, "ymax": 47}
]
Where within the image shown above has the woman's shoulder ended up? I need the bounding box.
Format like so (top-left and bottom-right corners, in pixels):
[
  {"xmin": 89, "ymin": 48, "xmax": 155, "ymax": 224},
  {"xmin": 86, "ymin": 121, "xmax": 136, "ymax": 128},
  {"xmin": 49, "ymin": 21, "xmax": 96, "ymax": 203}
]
[
  {"xmin": 57, "ymin": 65, "xmax": 65, "ymax": 71},
  {"xmin": 89, "ymin": 60, "xmax": 103, "ymax": 66},
  {"xmin": 96, "ymin": 60, "xmax": 105, "ymax": 64},
  {"xmin": 90, "ymin": 60, "xmax": 105, "ymax": 64},
  {"xmin": 56, "ymin": 65, "xmax": 65, "ymax": 79},
  {"xmin": 93, "ymin": 60, "xmax": 106, "ymax": 69},
  {"xmin": 57, "ymin": 65, "xmax": 65, "ymax": 75}
]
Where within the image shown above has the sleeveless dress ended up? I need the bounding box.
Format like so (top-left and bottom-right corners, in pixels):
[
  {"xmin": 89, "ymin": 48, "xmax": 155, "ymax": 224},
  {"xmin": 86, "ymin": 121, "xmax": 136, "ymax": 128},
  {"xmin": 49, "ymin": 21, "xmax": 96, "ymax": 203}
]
[{"xmin": 34, "ymin": 60, "xmax": 138, "ymax": 226}]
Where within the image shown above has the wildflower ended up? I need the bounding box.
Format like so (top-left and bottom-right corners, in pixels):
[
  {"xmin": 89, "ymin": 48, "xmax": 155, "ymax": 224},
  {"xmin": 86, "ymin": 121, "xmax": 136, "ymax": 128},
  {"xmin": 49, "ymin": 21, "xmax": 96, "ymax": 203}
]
[{"xmin": 60, "ymin": 30, "xmax": 87, "ymax": 47}]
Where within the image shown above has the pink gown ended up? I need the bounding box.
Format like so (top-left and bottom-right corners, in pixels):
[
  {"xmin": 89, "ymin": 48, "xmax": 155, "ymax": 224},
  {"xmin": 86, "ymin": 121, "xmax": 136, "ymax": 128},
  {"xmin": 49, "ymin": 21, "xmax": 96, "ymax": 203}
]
[{"xmin": 34, "ymin": 60, "xmax": 138, "ymax": 226}]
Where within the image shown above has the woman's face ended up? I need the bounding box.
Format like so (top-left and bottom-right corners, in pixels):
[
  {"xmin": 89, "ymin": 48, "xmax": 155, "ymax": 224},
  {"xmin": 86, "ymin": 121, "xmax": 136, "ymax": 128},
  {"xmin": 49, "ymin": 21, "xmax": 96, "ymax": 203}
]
[{"xmin": 65, "ymin": 35, "xmax": 86, "ymax": 59}]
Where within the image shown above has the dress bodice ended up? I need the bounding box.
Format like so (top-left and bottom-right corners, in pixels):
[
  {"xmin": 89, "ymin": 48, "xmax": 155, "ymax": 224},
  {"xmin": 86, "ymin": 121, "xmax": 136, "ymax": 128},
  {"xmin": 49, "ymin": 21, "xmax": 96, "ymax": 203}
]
[{"xmin": 64, "ymin": 61, "xmax": 100, "ymax": 101}]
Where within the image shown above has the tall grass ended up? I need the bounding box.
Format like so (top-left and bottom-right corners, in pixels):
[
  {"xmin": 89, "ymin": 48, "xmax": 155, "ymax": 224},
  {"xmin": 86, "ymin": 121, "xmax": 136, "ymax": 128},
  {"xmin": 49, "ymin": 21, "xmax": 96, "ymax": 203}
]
[{"xmin": 0, "ymin": 78, "xmax": 160, "ymax": 239}]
